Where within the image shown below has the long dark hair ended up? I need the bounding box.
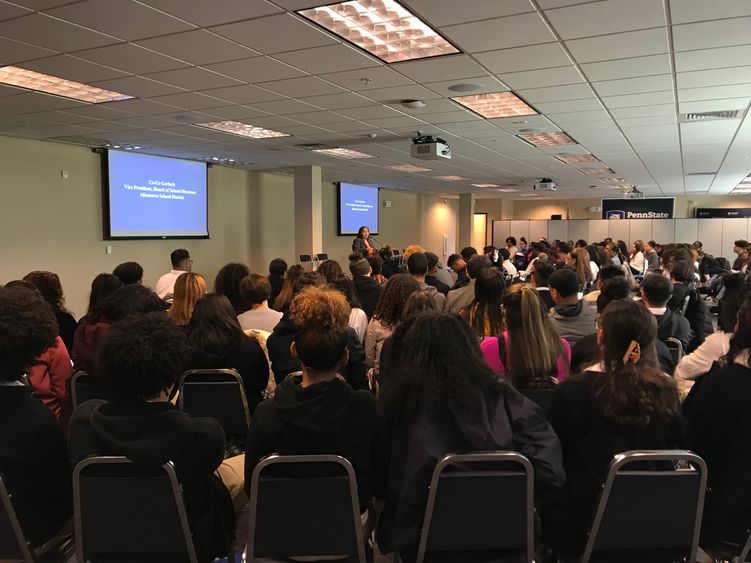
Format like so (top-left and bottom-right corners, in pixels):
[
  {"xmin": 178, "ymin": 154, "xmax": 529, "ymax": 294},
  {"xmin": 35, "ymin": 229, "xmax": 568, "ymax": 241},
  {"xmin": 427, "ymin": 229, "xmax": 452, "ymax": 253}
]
[
  {"xmin": 87, "ymin": 273, "xmax": 123, "ymax": 315},
  {"xmin": 273, "ymin": 264, "xmax": 303, "ymax": 311},
  {"xmin": 725, "ymin": 297, "xmax": 751, "ymax": 366},
  {"xmin": 187, "ymin": 293, "xmax": 244, "ymax": 356},
  {"xmin": 372, "ymin": 274, "xmax": 421, "ymax": 329},
  {"xmin": 469, "ymin": 268, "xmax": 505, "ymax": 338},
  {"xmin": 598, "ymin": 300, "xmax": 679, "ymax": 428},
  {"xmin": 379, "ymin": 311, "xmax": 508, "ymax": 422},
  {"xmin": 214, "ymin": 263, "xmax": 250, "ymax": 314}
]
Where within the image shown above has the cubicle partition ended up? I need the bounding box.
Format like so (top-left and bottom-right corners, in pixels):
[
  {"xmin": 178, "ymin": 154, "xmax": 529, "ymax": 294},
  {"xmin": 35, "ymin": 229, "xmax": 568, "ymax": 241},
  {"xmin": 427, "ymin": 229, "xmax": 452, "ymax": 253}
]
[{"xmin": 492, "ymin": 218, "xmax": 751, "ymax": 259}]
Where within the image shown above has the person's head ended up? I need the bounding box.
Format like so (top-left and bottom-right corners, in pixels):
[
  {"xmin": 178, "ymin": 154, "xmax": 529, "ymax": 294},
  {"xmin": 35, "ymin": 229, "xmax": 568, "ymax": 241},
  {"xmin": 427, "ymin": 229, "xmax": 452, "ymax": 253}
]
[
  {"xmin": 467, "ymin": 254, "xmax": 492, "ymax": 280},
  {"xmin": 357, "ymin": 226, "xmax": 370, "ymax": 239},
  {"xmin": 379, "ymin": 311, "xmax": 507, "ymax": 422},
  {"xmin": 660, "ymin": 245, "xmax": 693, "ymax": 271},
  {"xmin": 532, "ymin": 261, "xmax": 555, "ymax": 288},
  {"xmin": 170, "ymin": 248, "xmax": 191, "ymax": 271},
  {"xmin": 557, "ymin": 241, "xmax": 572, "ymax": 258},
  {"xmin": 727, "ymin": 298, "xmax": 751, "ymax": 365},
  {"xmin": 734, "ymin": 239, "xmax": 749, "ymax": 256},
  {"xmin": 447, "ymin": 254, "xmax": 465, "ymax": 273},
  {"xmin": 616, "ymin": 240, "xmax": 628, "ymax": 256},
  {"xmin": 372, "ymin": 273, "xmax": 421, "ymax": 329},
  {"xmin": 87, "ymin": 273, "xmax": 124, "ymax": 315},
  {"xmin": 596, "ymin": 264, "xmax": 625, "ymax": 289},
  {"xmin": 112, "ymin": 262, "xmax": 143, "ymax": 286},
  {"xmin": 403, "ymin": 244, "xmax": 426, "ymax": 263},
  {"xmin": 669, "ymin": 261, "xmax": 694, "ymax": 285},
  {"xmin": 692, "ymin": 241, "xmax": 703, "ymax": 252},
  {"xmin": 717, "ymin": 274, "xmax": 749, "ymax": 332},
  {"xmin": 498, "ymin": 247, "xmax": 510, "ymax": 262},
  {"xmin": 505, "ymin": 236, "xmax": 516, "ymax": 248},
  {"xmin": 348, "ymin": 254, "xmax": 371, "ymax": 278},
  {"xmin": 597, "ymin": 300, "xmax": 678, "ymax": 428},
  {"xmin": 605, "ymin": 242, "xmax": 619, "ymax": 258},
  {"xmin": 603, "ymin": 237, "xmax": 612, "ymax": 245},
  {"xmin": 425, "ymin": 252, "xmax": 440, "ymax": 275},
  {"xmin": 519, "ymin": 237, "xmax": 528, "ymax": 249},
  {"xmin": 641, "ymin": 274, "xmax": 673, "ymax": 308},
  {"xmin": 596, "ymin": 277, "xmax": 632, "ymax": 313},
  {"xmin": 378, "ymin": 246, "xmax": 393, "ymax": 261},
  {"xmin": 470, "ymin": 268, "xmax": 505, "ymax": 337},
  {"xmin": 645, "ymin": 240, "xmax": 657, "ymax": 254},
  {"xmin": 100, "ymin": 285, "xmax": 165, "ymax": 322},
  {"xmin": 289, "ymin": 286, "xmax": 350, "ymax": 376},
  {"xmin": 330, "ymin": 275, "xmax": 362, "ymax": 309},
  {"xmin": 100, "ymin": 313, "xmax": 190, "ymax": 401},
  {"xmin": 167, "ymin": 272, "xmax": 206, "ymax": 326},
  {"xmin": 460, "ymin": 246, "xmax": 478, "ymax": 261},
  {"xmin": 402, "ymin": 289, "xmax": 439, "ymax": 320},
  {"xmin": 214, "ymin": 262, "xmax": 250, "ymax": 314},
  {"xmin": 503, "ymin": 284, "xmax": 564, "ymax": 388},
  {"xmin": 407, "ymin": 252, "xmax": 429, "ymax": 278},
  {"xmin": 269, "ymin": 258, "xmax": 288, "ymax": 278},
  {"xmin": 483, "ymin": 245, "xmax": 496, "ymax": 257},
  {"xmin": 367, "ymin": 254, "xmax": 383, "ymax": 277},
  {"xmin": 548, "ymin": 268, "xmax": 580, "ymax": 303},
  {"xmin": 294, "ymin": 271, "xmax": 327, "ymax": 294},
  {"xmin": 0, "ymin": 285, "xmax": 58, "ymax": 382},
  {"xmin": 571, "ymin": 247, "xmax": 593, "ymax": 287},
  {"xmin": 575, "ymin": 239, "xmax": 587, "ymax": 249},
  {"xmin": 318, "ymin": 260, "xmax": 343, "ymax": 283},
  {"xmin": 630, "ymin": 240, "xmax": 643, "ymax": 255},
  {"xmin": 273, "ymin": 264, "xmax": 304, "ymax": 311},
  {"xmin": 22, "ymin": 271, "xmax": 68, "ymax": 314},
  {"xmin": 239, "ymin": 273, "xmax": 271, "ymax": 307},
  {"xmin": 186, "ymin": 293, "xmax": 243, "ymax": 354}
]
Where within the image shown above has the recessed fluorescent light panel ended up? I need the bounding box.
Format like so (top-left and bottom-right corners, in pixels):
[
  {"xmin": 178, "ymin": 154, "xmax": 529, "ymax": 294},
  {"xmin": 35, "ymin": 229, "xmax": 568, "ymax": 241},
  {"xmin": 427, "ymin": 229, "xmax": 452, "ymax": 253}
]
[
  {"xmin": 313, "ymin": 147, "xmax": 374, "ymax": 159},
  {"xmin": 388, "ymin": 164, "xmax": 431, "ymax": 172},
  {"xmin": 298, "ymin": 0, "xmax": 459, "ymax": 63},
  {"xmin": 434, "ymin": 175, "xmax": 468, "ymax": 181},
  {"xmin": 495, "ymin": 188, "xmax": 519, "ymax": 193},
  {"xmin": 471, "ymin": 183, "xmax": 499, "ymax": 188},
  {"xmin": 555, "ymin": 153, "xmax": 599, "ymax": 164},
  {"xmin": 452, "ymin": 92, "xmax": 538, "ymax": 118},
  {"xmin": 0, "ymin": 65, "xmax": 133, "ymax": 103},
  {"xmin": 195, "ymin": 120, "xmax": 289, "ymax": 139},
  {"xmin": 597, "ymin": 177, "xmax": 627, "ymax": 184},
  {"xmin": 518, "ymin": 132, "xmax": 576, "ymax": 147},
  {"xmin": 579, "ymin": 167, "xmax": 614, "ymax": 175}
]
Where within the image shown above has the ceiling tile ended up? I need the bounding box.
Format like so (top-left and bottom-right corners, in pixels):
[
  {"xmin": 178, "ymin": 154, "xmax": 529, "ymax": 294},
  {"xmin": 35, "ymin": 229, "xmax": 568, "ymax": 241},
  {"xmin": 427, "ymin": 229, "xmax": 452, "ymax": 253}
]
[
  {"xmin": 602, "ymin": 91, "xmax": 676, "ymax": 109},
  {"xmin": 204, "ymin": 56, "xmax": 308, "ymax": 84},
  {"xmin": 499, "ymin": 65, "xmax": 584, "ymax": 89},
  {"xmin": 199, "ymin": 84, "xmax": 283, "ymax": 104},
  {"xmin": 402, "ymin": 0, "xmax": 534, "ymax": 26},
  {"xmin": 533, "ymin": 98, "xmax": 605, "ymax": 113},
  {"xmin": 0, "ymin": 1, "xmax": 31, "ymax": 21},
  {"xmin": 536, "ymin": 0, "xmax": 597, "ymax": 8},
  {"xmin": 360, "ymin": 84, "xmax": 441, "ymax": 103},
  {"xmin": 670, "ymin": 0, "xmax": 751, "ymax": 24},
  {"xmin": 20, "ymin": 54, "xmax": 128, "ymax": 84},
  {"xmin": 105, "ymin": 98, "xmax": 182, "ymax": 115},
  {"xmin": 678, "ymin": 84, "xmax": 751, "ymax": 103},
  {"xmin": 0, "ymin": 36, "xmax": 57, "ymax": 66},
  {"xmin": 246, "ymin": 98, "xmax": 321, "ymax": 115},
  {"xmin": 298, "ymin": 92, "xmax": 375, "ymax": 109},
  {"xmin": 274, "ymin": 44, "xmax": 380, "ymax": 75},
  {"xmin": 210, "ymin": 13, "xmax": 337, "ymax": 55},
  {"xmin": 62, "ymin": 104, "xmax": 137, "ymax": 120},
  {"xmin": 440, "ymin": 13, "xmax": 555, "ymax": 52},
  {"xmin": 336, "ymin": 105, "xmax": 403, "ymax": 120},
  {"xmin": 0, "ymin": 13, "xmax": 118, "ymax": 52},
  {"xmin": 424, "ymin": 75, "xmax": 508, "ymax": 97},
  {"xmin": 290, "ymin": 110, "xmax": 352, "ymax": 125},
  {"xmin": 677, "ymin": 67, "xmax": 751, "ymax": 89},
  {"xmin": 91, "ymin": 75, "xmax": 185, "ymax": 98},
  {"xmin": 591, "ymin": 75, "xmax": 673, "ymax": 97},
  {"xmin": 201, "ymin": 105, "xmax": 271, "ymax": 120},
  {"xmin": 545, "ymin": 0, "xmax": 665, "ymax": 40},
  {"xmin": 8, "ymin": 0, "xmax": 75, "ymax": 8},
  {"xmin": 320, "ymin": 66, "xmax": 415, "ymax": 91},
  {"xmin": 395, "ymin": 98, "xmax": 464, "ymax": 115},
  {"xmin": 147, "ymin": 92, "xmax": 229, "ymax": 110},
  {"xmin": 673, "ymin": 17, "xmax": 751, "ymax": 52},
  {"xmin": 471, "ymin": 43, "xmax": 571, "ymax": 74},
  {"xmin": 674, "ymin": 45, "xmax": 751, "ymax": 72},
  {"xmin": 0, "ymin": 92, "xmax": 87, "ymax": 116},
  {"xmin": 390, "ymin": 55, "xmax": 488, "ymax": 83},
  {"xmin": 139, "ymin": 0, "xmax": 282, "ymax": 27},
  {"xmin": 566, "ymin": 28, "xmax": 669, "ymax": 64},
  {"xmin": 580, "ymin": 54, "xmax": 671, "ymax": 82},
  {"xmin": 415, "ymin": 110, "xmax": 480, "ymax": 124},
  {"xmin": 136, "ymin": 30, "xmax": 259, "ymax": 66},
  {"xmin": 74, "ymin": 44, "xmax": 189, "ymax": 74},
  {"xmin": 609, "ymin": 104, "xmax": 676, "ymax": 118},
  {"xmin": 145, "ymin": 67, "xmax": 244, "ymax": 90},
  {"xmin": 491, "ymin": 114, "xmax": 560, "ymax": 131},
  {"xmin": 260, "ymin": 76, "xmax": 345, "ymax": 97},
  {"xmin": 517, "ymin": 83, "xmax": 595, "ymax": 103}
]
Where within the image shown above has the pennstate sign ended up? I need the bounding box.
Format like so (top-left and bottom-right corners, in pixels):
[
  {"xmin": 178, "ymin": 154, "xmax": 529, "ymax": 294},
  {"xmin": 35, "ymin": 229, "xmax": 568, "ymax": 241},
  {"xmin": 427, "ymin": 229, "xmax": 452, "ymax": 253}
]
[{"xmin": 601, "ymin": 198, "xmax": 675, "ymax": 220}]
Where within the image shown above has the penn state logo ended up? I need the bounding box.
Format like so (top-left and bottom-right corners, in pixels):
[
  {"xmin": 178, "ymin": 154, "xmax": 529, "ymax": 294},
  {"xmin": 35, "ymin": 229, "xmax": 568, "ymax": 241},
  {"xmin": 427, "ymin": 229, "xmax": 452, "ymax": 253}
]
[{"xmin": 606, "ymin": 210, "xmax": 625, "ymax": 219}]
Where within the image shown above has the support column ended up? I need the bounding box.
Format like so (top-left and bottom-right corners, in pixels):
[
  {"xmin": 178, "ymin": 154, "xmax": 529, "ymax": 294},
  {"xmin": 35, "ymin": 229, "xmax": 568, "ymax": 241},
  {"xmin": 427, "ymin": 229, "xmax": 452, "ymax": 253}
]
[
  {"xmin": 293, "ymin": 165, "xmax": 323, "ymax": 260},
  {"xmin": 457, "ymin": 192, "xmax": 475, "ymax": 251}
]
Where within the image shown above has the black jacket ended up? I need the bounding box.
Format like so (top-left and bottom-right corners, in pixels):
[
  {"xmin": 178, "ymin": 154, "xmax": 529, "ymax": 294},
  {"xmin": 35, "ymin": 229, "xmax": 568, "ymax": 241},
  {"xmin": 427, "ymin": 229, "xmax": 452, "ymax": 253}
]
[
  {"xmin": 268, "ymin": 274, "xmax": 284, "ymax": 309},
  {"xmin": 353, "ymin": 275, "xmax": 383, "ymax": 319},
  {"xmin": 381, "ymin": 258, "xmax": 399, "ymax": 279},
  {"xmin": 425, "ymin": 274, "xmax": 450, "ymax": 296},
  {"xmin": 244, "ymin": 374, "xmax": 388, "ymax": 509},
  {"xmin": 266, "ymin": 312, "xmax": 368, "ymax": 390},
  {"xmin": 654, "ymin": 308, "xmax": 692, "ymax": 350},
  {"xmin": 190, "ymin": 334, "xmax": 269, "ymax": 413},
  {"xmin": 0, "ymin": 385, "xmax": 72, "ymax": 548},
  {"xmin": 667, "ymin": 284, "xmax": 712, "ymax": 351},
  {"xmin": 56, "ymin": 311, "xmax": 77, "ymax": 356},
  {"xmin": 68, "ymin": 400, "xmax": 233, "ymax": 562}
]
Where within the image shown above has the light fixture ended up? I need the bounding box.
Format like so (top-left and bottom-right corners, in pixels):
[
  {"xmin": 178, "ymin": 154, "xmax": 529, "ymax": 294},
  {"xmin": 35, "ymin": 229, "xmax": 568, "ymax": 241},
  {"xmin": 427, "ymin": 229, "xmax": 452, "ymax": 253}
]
[
  {"xmin": 495, "ymin": 188, "xmax": 519, "ymax": 193},
  {"xmin": 0, "ymin": 65, "xmax": 133, "ymax": 103},
  {"xmin": 597, "ymin": 177, "xmax": 627, "ymax": 185},
  {"xmin": 518, "ymin": 131, "xmax": 576, "ymax": 147},
  {"xmin": 554, "ymin": 153, "xmax": 599, "ymax": 164},
  {"xmin": 313, "ymin": 147, "xmax": 374, "ymax": 159},
  {"xmin": 471, "ymin": 183, "xmax": 499, "ymax": 188},
  {"xmin": 579, "ymin": 167, "xmax": 614, "ymax": 175},
  {"xmin": 448, "ymin": 83, "xmax": 485, "ymax": 93},
  {"xmin": 298, "ymin": 0, "xmax": 459, "ymax": 64},
  {"xmin": 104, "ymin": 143, "xmax": 143, "ymax": 151},
  {"xmin": 388, "ymin": 164, "xmax": 431, "ymax": 172},
  {"xmin": 194, "ymin": 120, "xmax": 289, "ymax": 139},
  {"xmin": 451, "ymin": 91, "xmax": 537, "ymax": 119},
  {"xmin": 434, "ymin": 175, "xmax": 468, "ymax": 181},
  {"xmin": 401, "ymin": 99, "xmax": 426, "ymax": 109}
]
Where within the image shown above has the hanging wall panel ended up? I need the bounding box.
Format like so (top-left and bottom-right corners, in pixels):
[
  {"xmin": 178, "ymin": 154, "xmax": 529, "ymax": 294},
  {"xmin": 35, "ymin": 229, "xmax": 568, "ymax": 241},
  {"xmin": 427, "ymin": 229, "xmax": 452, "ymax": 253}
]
[
  {"xmin": 491, "ymin": 220, "xmax": 510, "ymax": 249},
  {"xmin": 697, "ymin": 219, "xmax": 723, "ymax": 257},
  {"xmin": 607, "ymin": 220, "xmax": 630, "ymax": 245},
  {"xmin": 651, "ymin": 219, "xmax": 675, "ymax": 245},
  {"xmin": 567, "ymin": 220, "xmax": 588, "ymax": 243},
  {"xmin": 547, "ymin": 220, "xmax": 568, "ymax": 243},
  {"xmin": 674, "ymin": 219, "xmax": 698, "ymax": 247},
  {"xmin": 588, "ymin": 220, "xmax": 609, "ymax": 243},
  {"xmin": 529, "ymin": 220, "xmax": 548, "ymax": 242},
  {"xmin": 720, "ymin": 218, "xmax": 749, "ymax": 259}
]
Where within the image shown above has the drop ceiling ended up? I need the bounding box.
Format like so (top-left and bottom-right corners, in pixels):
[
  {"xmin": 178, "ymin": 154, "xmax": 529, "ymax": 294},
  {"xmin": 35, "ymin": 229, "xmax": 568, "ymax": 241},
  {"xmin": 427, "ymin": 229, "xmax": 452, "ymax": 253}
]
[{"xmin": 0, "ymin": 0, "xmax": 750, "ymax": 199}]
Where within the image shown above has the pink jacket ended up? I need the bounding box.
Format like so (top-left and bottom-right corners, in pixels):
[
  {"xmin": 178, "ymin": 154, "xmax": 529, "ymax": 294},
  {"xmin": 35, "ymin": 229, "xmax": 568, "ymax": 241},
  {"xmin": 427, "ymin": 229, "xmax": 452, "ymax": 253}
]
[{"xmin": 480, "ymin": 331, "xmax": 571, "ymax": 383}]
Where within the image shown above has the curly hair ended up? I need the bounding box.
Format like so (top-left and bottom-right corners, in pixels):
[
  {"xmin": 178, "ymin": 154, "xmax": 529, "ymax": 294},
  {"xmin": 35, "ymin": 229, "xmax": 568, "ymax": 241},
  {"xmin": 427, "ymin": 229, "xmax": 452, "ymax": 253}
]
[
  {"xmin": 372, "ymin": 273, "xmax": 421, "ymax": 330},
  {"xmin": 167, "ymin": 272, "xmax": 206, "ymax": 327},
  {"xmin": 0, "ymin": 285, "xmax": 58, "ymax": 381},
  {"xmin": 402, "ymin": 244, "xmax": 425, "ymax": 263},
  {"xmin": 214, "ymin": 262, "xmax": 250, "ymax": 314},
  {"xmin": 99, "ymin": 313, "xmax": 190, "ymax": 401},
  {"xmin": 23, "ymin": 271, "xmax": 68, "ymax": 315},
  {"xmin": 290, "ymin": 286, "xmax": 350, "ymax": 372}
]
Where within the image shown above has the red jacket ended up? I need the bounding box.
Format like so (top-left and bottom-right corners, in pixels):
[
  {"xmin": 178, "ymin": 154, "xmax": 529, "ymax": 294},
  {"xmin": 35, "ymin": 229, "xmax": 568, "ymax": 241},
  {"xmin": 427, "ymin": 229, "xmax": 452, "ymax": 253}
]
[{"xmin": 27, "ymin": 336, "xmax": 73, "ymax": 419}]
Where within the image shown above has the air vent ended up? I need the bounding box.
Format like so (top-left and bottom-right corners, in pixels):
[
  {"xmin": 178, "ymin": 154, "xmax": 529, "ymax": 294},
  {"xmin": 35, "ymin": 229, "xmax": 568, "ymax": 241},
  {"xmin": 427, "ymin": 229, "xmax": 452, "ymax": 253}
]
[
  {"xmin": 294, "ymin": 143, "xmax": 328, "ymax": 150},
  {"xmin": 680, "ymin": 110, "xmax": 744, "ymax": 122}
]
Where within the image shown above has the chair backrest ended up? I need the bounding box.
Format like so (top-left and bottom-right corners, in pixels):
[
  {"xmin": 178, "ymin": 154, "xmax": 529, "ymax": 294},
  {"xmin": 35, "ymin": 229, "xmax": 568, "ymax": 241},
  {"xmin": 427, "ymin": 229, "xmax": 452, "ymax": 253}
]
[
  {"xmin": 735, "ymin": 530, "xmax": 751, "ymax": 563},
  {"xmin": 178, "ymin": 369, "xmax": 250, "ymax": 436},
  {"xmin": 0, "ymin": 472, "xmax": 34, "ymax": 562},
  {"xmin": 519, "ymin": 388, "xmax": 556, "ymax": 416},
  {"xmin": 246, "ymin": 454, "xmax": 366, "ymax": 562},
  {"xmin": 71, "ymin": 370, "xmax": 111, "ymax": 409},
  {"xmin": 664, "ymin": 337, "xmax": 684, "ymax": 367},
  {"xmin": 416, "ymin": 452, "xmax": 534, "ymax": 563},
  {"xmin": 582, "ymin": 450, "xmax": 707, "ymax": 563},
  {"xmin": 73, "ymin": 456, "xmax": 197, "ymax": 563}
]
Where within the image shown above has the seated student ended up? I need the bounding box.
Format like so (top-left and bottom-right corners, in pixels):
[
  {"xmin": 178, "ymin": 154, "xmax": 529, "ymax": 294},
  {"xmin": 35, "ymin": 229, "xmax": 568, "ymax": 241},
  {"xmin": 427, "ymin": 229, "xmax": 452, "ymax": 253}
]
[
  {"xmin": 498, "ymin": 247, "xmax": 518, "ymax": 277},
  {"xmin": 317, "ymin": 259, "xmax": 343, "ymax": 283},
  {"xmin": 23, "ymin": 270, "xmax": 77, "ymax": 355},
  {"xmin": 530, "ymin": 260, "xmax": 556, "ymax": 310},
  {"xmin": 582, "ymin": 264, "xmax": 625, "ymax": 306},
  {"xmin": 686, "ymin": 297, "xmax": 751, "ymax": 555},
  {"xmin": 667, "ymin": 260, "xmax": 712, "ymax": 352},
  {"xmin": 167, "ymin": 272, "xmax": 206, "ymax": 327},
  {"xmin": 544, "ymin": 300, "xmax": 681, "ymax": 556},
  {"xmin": 406, "ymin": 252, "xmax": 446, "ymax": 309},
  {"xmin": 377, "ymin": 312, "xmax": 565, "ymax": 559},
  {"xmin": 330, "ymin": 275, "xmax": 368, "ymax": 344},
  {"xmin": 272, "ymin": 264, "xmax": 303, "ymax": 312},
  {"xmin": 349, "ymin": 254, "xmax": 383, "ymax": 319},
  {"xmin": 237, "ymin": 273, "xmax": 283, "ymax": 333},
  {"xmin": 245, "ymin": 286, "xmax": 388, "ymax": 512},
  {"xmin": 187, "ymin": 293, "xmax": 269, "ymax": 414},
  {"xmin": 0, "ymin": 285, "xmax": 73, "ymax": 557},
  {"xmin": 445, "ymin": 254, "xmax": 492, "ymax": 314},
  {"xmin": 267, "ymin": 258, "xmax": 287, "ymax": 308},
  {"xmin": 112, "ymin": 261, "xmax": 143, "ymax": 286},
  {"xmin": 461, "ymin": 267, "xmax": 505, "ymax": 340},
  {"xmin": 214, "ymin": 262, "xmax": 250, "ymax": 315},
  {"xmin": 378, "ymin": 247, "xmax": 399, "ymax": 279},
  {"xmin": 481, "ymin": 284, "xmax": 569, "ymax": 385},
  {"xmin": 571, "ymin": 247, "xmax": 594, "ymax": 292},
  {"xmin": 69, "ymin": 313, "xmax": 237, "ymax": 563},
  {"xmin": 367, "ymin": 254, "xmax": 388, "ymax": 285},
  {"xmin": 644, "ymin": 240, "xmax": 660, "ymax": 272},
  {"xmin": 424, "ymin": 251, "xmax": 450, "ymax": 296},
  {"xmin": 548, "ymin": 268, "xmax": 598, "ymax": 344},
  {"xmin": 641, "ymin": 273, "xmax": 692, "ymax": 351}
]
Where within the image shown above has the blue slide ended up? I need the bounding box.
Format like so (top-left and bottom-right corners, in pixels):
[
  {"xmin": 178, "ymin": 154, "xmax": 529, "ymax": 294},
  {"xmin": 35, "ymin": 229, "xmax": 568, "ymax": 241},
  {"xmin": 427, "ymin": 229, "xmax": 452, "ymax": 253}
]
[
  {"xmin": 107, "ymin": 150, "xmax": 208, "ymax": 238},
  {"xmin": 339, "ymin": 182, "xmax": 379, "ymax": 235}
]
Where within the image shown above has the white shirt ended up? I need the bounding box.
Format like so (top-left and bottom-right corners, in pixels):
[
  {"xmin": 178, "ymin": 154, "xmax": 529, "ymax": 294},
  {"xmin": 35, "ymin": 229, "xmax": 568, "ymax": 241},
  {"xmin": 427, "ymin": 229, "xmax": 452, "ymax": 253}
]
[
  {"xmin": 237, "ymin": 304, "xmax": 283, "ymax": 333},
  {"xmin": 349, "ymin": 308, "xmax": 368, "ymax": 344},
  {"xmin": 629, "ymin": 252, "xmax": 646, "ymax": 274},
  {"xmin": 155, "ymin": 269, "xmax": 186, "ymax": 301},
  {"xmin": 674, "ymin": 331, "xmax": 733, "ymax": 398},
  {"xmin": 502, "ymin": 259, "xmax": 518, "ymax": 277}
]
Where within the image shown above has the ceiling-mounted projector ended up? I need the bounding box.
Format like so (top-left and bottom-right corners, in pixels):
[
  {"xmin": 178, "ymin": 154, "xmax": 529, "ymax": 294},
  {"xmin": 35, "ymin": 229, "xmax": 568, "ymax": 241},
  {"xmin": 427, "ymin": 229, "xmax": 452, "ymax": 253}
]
[
  {"xmin": 624, "ymin": 186, "xmax": 645, "ymax": 199},
  {"xmin": 533, "ymin": 178, "xmax": 557, "ymax": 191},
  {"xmin": 410, "ymin": 134, "xmax": 451, "ymax": 160}
]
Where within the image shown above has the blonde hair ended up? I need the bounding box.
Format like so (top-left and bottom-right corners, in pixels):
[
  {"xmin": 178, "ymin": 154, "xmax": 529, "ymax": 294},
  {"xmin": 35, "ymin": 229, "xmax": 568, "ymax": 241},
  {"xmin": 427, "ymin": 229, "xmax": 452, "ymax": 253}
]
[
  {"xmin": 168, "ymin": 272, "xmax": 206, "ymax": 326},
  {"xmin": 571, "ymin": 247, "xmax": 593, "ymax": 288},
  {"xmin": 402, "ymin": 244, "xmax": 425, "ymax": 263}
]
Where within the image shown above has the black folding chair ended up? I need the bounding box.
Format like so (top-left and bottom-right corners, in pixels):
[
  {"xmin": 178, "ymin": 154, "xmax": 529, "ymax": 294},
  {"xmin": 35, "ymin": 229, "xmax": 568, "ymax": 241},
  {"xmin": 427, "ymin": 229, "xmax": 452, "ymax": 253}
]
[
  {"xmin": 246, "ymin": 454, "xmax": 367, "ymax": 562},
  {"xmin": 734, "ymin": 530, "xmax": 751, "ymax": 562},
  {"xmin": 664, "ymin": 338, "xmax": 684, "ymax": 371},
  {"xmin": 73, "ymin": 456, "xmax": 197, "ymax": 563},
  {"xmin": 0, "ymin": 472, "xmax": 34, "ymax": 562},
  {"xmin": 415, "ymin": 452, "xmax": 534, "ymax": 563},
  {"xmin": 71, "ymin": 371, "xmax": 111, "ymax": 409},
  {"xmin": 178, "ymin": 369, "xmax": 250, "ymax": 437},
  {"xmin": 581, "ymin": 450, "xmax": 707, "ymax": 563}
]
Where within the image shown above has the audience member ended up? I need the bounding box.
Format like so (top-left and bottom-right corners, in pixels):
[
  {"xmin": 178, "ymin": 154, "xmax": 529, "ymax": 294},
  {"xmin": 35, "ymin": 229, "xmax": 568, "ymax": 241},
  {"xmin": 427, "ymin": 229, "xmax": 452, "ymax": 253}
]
[
  {"xmin": 237, "ymin": 273, "xmax": 283, "ymax": 333},
  {"xmin": 460, "ymin": 246, "xmax": 478, "ymax": 261},
  {"xmin": 644, "ymin": 240, "xmax": 660, "ymax": 272},
  {"xmin": 267, "ymin": 258, "xmax": 287, "ymax": 307},
  {"xmin": 69, "ymin": 313, "xmax": 236, "ymax": 562},
  {"xmin": 641, "ymin": 273, "xmax": 691, "ymax": 352},
  {"xmin": 367, "ymin": 254, "xmax": 387, "ymax": 285},
  {"xmin": 628, "ymin": 240, "xmax": 646, "ymax": 275},
  {"xmin": 570, "ymin": 247, "xmax": 594, "ymax": 291},
  {"xmin": 548, "ymin": 268, "xmax": 597, "ymax": 344},
  {"xmin": 317, "ymin": 259, "xmax": 343, "ymax": 283},
  {"xmin": 399, "ymin": 245, "xmax": 426, "ymax": 273},
  {"xmin": 480, "ymin": 284, "xmax": 569, "ymax": 386},
  {"xmin": 350, "ymin": 253, "xmax": 383, "ymax": 319},
  {"xmin": 0, "ymin": 285, "xmax": 73, "ymax": 557},
  {"xmin": 406, "ymin": 252, "xmax": 445, "ymax": 309},
  {"xmin": 505, "ymin": 236, "xmax": 518, "ymax": 258},
  {"xmin": 732, "ymin": 239, "xmax": 749, "ymax": 271},
  {"xmin": 499, "ymin": 247, "xmax": 518, "ymax": 277},
  {"xmin": 667, "ymin": 260, "xmax": 712, "ymax": 351},
  {"xmin": 583, "ymin": 264, "xmax": 625, "ymax": 306},
  {"xmin": 401, "ymin": 289, "xmax": 439, "ymax": 320},
  {"xmin": 447, "ymin": 253, "xmax": 469, "ymax": 288},
  {"xmin": 23, "ymin": 270, "xmax": 77, "ymax": 354},
  {"xmin": 377, "ymin": 312, "xmax": 565, "ymax": 558},
  {"xmin": 531, "ymin": 260, "xmax": 556, "ymax": 310},
  {"xmin": 167, "ymin": 272, "xmax": 206, "ymax": 327},
  {"xmin": 272, "ymin": 263, "xmax": 302, "ymax": 312},
  {"xmin": 83, "ymin": 273, "xmax": 123, "ymax": 318},
  {"xmin": 424, "ymin": 251, "xmax": 450, "ymax": 296},
  {"xmin": 554, "ymin": 241, "xmax": 573, "ymax": 268},
  {"xmin": 244, "ymin": 286, "xmax": 388, "ymax": 512},
  {"xmin": 544, "ymin": 299, "xmax": 680, "ymax": 556},
  {"xmin": 112, "ymin": 261, "xmax": 143, "ymax": 286},
  {"xmin": 155, "ymin": 248, "xmax": 192, "ymax": 302},
  {"xmin": 378, "ymin": 247, "xmax": 399, "ymax": 278},
  {"xmin": 445, "ymin": 254, "xmax": 492, "ymax": 314},
  {"xmin": 461, "ymin": 267, "xmax": 505, "ymax": 339},
  {"xmin": 331, "ymin": 275, "xmax": 368, "ymax": 344},
  {"xmin": 214, "ymin": 262, "xmax": 250, "ymax": 315},
  {"xmin": 187, "ymin": 293, "xmax": 269, "ymax": 413}
]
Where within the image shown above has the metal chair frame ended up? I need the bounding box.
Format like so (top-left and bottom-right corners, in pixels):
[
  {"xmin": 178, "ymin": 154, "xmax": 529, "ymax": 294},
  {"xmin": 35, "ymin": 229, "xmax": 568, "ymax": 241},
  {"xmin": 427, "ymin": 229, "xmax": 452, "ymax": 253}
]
[
  {"xmin": 0, "ymin": 472, "xmax": 34, "ymax": 562},
  {"xmin": 178, "ymin": 368, "xmax": 250, "ymax": 433}
]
